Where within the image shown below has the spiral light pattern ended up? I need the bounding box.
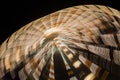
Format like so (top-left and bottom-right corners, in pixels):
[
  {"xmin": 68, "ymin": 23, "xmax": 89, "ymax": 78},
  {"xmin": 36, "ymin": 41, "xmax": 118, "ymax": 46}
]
[{"xmin": 0, "ymin": 5, "xmax": 120, "ymax": 80}]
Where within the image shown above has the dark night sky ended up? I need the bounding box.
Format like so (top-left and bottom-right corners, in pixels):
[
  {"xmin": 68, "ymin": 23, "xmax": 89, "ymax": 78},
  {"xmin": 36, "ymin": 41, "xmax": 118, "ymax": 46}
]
[{"xmin": 0, "ymin": 0, "xmax": 119, "ymax": 45}]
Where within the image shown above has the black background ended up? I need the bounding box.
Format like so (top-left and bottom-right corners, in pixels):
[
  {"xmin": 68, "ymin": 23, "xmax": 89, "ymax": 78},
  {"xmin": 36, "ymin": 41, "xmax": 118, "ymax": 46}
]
[{"xmin": 0, "ymin": 0, "xmax": 119, "ymax": 45}]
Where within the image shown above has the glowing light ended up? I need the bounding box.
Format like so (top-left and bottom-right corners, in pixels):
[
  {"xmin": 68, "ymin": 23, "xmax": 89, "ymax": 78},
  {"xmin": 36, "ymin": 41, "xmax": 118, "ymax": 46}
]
[
  {"xmin": 67, "ymin": 54, "xmax": 73, "ymax": 59},
  {"xmin": 73, "ymin": 60, "xmax": 81, "ymax": 68},
  {"xmin": 63, "ymin": 48, "xmax": 68, "ymax": 53},
  {"xmin": 84, "ymin": 73, "xmax": 95, "ymax": 80}
]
